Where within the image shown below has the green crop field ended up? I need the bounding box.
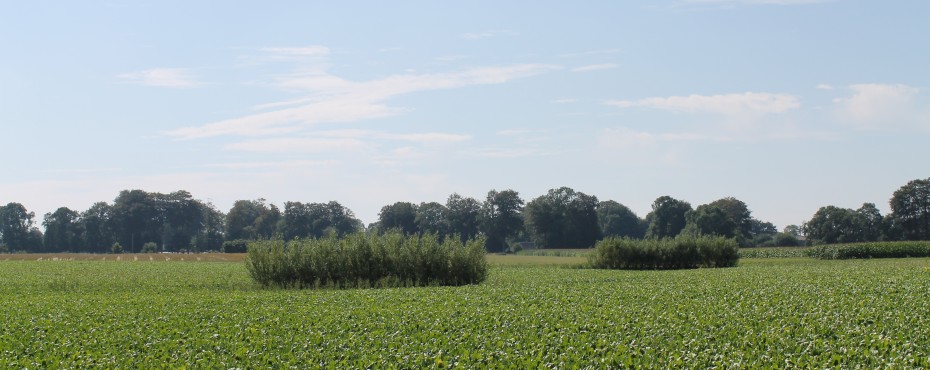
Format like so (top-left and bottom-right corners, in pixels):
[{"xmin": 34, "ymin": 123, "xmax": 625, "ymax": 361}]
[{"xmin": 1, "ymin": 256, "xmax": 928, "ymax": 368}]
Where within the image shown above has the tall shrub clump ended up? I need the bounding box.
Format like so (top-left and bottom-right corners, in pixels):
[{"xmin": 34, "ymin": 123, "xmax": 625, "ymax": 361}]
[
  {"xmin": 589, "ymin": 236, "xmax": 738, "ymax": 270},
  {"xmin": 245, "ymin": 231, "xmax": 488, "ymax": 288}
]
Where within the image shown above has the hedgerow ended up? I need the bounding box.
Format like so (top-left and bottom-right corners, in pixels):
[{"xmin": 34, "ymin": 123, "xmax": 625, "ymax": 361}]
[
  {"xmin": 245, "ymin": 231, "xmax": 487, "ymax": 288},
  {"xmin": 807, "ymin": 241, "xmax": 930, "ymax": 259},
  {"xmin": 589, "ymin": 236, "xmax": 738, "ymax": 270}
]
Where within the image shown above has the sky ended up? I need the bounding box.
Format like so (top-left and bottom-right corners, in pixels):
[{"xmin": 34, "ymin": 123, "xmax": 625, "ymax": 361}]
[{"xmin": 2, "ymin": 0, "xmax": 929, "ymax": 229}]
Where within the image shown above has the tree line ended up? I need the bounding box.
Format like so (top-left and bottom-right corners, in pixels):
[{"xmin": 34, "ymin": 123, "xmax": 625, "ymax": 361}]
[
  {"xmin": 1, "ymin": 178, "xmax": 928, "ymax": 253},
  {"xmin": 801, "ymin": 178, "xmax": 930, "ymax": 244}
]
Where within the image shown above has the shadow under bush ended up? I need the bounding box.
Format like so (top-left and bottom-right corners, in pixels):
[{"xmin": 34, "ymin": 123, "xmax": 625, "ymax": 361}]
[
  {"xmin": 589, "ymin": 236, "xmax": 739, "ymax": 270},
  {"xmin": 245, "ymin": 231, "xmax": 488, "ymax": 289}
]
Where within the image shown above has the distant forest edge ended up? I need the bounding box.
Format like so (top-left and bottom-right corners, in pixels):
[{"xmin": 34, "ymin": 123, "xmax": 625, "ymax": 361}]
[{"xmin": 1, "ymin": 177, "xmax": 928, "ymax": 253}]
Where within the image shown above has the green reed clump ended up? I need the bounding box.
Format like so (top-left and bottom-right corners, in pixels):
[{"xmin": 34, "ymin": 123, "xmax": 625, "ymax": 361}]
[
  {"xmin": 589, "ymin": 236, "xmax": 739, "ymax": 270},
  {"xmin": 245, "ymin": 231, "xmax": 488, "ymax": 289},
  {"xmin": 807, "ymin": 241, "xmax": 930, "ymax": 260}
]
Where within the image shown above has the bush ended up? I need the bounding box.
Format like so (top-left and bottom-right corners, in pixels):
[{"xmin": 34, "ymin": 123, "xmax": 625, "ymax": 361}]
[
  {"xmin": 141, "ymin": 242, "xmax": 159, "ymax": 253},
  {"xmin": 245, "ymin": 231, "xmax": 488, "ymax": 289},
  {"xmin": 589, "ymin": 236, "xmax": 738, "ymax": 270},
  {"xmin": 222, "ymin": 239, "xmax": 249, "ymax": 253},
  {"xmin": 807, "ymin": 241, "xmax": 930, "ymax": 260},
  {"xmin": 772, "ymin": 232, "xmax": 802, "ymax": 247},
  {"xmin": 111, "ymin": 242, "xmax": 123, "ymax": 254}
]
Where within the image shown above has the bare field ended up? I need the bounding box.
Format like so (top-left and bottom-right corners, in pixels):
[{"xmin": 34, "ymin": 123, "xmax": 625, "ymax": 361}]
[{"xmin": 0, "ymin": 253, "xmax": 247, "ymax": 262}]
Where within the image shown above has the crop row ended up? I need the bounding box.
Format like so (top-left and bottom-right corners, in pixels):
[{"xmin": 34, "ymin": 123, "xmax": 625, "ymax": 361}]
[{"xmin": 808, "ymin": 241, "xmax": 930, "ymax": 259}]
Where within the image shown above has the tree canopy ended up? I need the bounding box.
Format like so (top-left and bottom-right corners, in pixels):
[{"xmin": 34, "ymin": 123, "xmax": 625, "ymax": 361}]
[
  {"xmin": 645, "ymin": 196, "xmax": 692, "ymax": 239},
  {"xmin": 7, "ymin": 177, "xmax": 930, "ymax": 253},
  {"xmin": 524, "ymin": 187, "xmax": 600, "ymax": 248}
]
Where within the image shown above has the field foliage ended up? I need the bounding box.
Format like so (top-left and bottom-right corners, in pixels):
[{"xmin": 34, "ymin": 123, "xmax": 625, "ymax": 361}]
[
  {"xmin": 514, "ymin": 249, "xmax": 592, "ymax": 257},
  {"xmin": 739, "ymin": 246, "xmax": 810, "ymax": 259},
  {"xmin": 245, "ymin": 232, "xmax": 488, "ymax": 288},
  {"xmin": 0, "ymin": 258, "xmax": 929, "ymax": 367},
  {"xmin": 808, "ymin": 241, "xmax": 930, "ymax": 259},
  {"xmin": 589, "ymin": 236, "xmax": 739, "ymax": 270}
]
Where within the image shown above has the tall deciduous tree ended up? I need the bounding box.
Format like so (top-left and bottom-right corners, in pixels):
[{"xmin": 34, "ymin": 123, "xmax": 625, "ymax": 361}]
[
  {"xmin": 415, "ymin": 202, "xmax": 448, "ymax": 237},
  {"xmin": 524, "ymin": 187, "xmax": 599, "ymax": 248},
  {"xmin": 480, "ymin": 189, "xmax": 524, "ymax": 252},
  {"xmin": 445, "ymin": 193, "xmax": 481, "ymax": 242},
  {"xmin": 802, "ymin": 206, "xmax": 861, "ymax": 244},
  {"xmin": 856, "ymin": 203, "xmax": 884, "ymax": 242},
  {"xmin": 378, "ymin": 202, "xmax": 418, "ymax": 235},
  {"xmin": 645, "ymin": 196, "xmax": 692, "ymax": 239},
  {"xmin": 42, "ymin": 207, "xmax": 81, "ymax": 252},
  {"xmin": 282, "ymin": 201, "xmax": 360, "ymax": 239},
  {"xmin": 226, "ymin": 199, "xmax": 280, "ymax": 240},
  {"xmin": 890, "ymin": 178, "xmax": 930, "ymax": 240},
  {"xmin": 78, "ymin": 202, "xmax": 114, "ymax": 253},
  {"xmin": 596, "ymin": 200, "xmax": 645, "ymax": 239},
  {"xmin": 682, "ymin": 204, "xmax": 737, "ymax": 238},
  {"xmin": 109, "ymin": 189, "xmax": 223, "ymax": 252},
  {"xmin": 707, "ymin": 197, "xmax": 753, "ymax": 239},
  {"xmin": 0, "ymin": 202, "xmax": 43, "ymax": 251}
]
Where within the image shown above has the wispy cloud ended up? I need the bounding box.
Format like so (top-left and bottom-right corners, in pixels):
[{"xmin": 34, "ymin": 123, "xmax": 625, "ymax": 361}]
[
  {"xmin": 606, "ymin": 92, "xmax": 800, "ymax": 117},
  {"xmin": 205, "ymin": 160, "xmax": 339, "ymax": 170},
  {"xmin": 462, "ymin": 29, "xmax": 516, "ymax": 40},
  {"xmin": 816, "ymin": 83, "xmax": 834, "ymax": 90},
  {"xmin": 117, "ymin": 68, "xmax": 200, "ymax": 88},
  {"xmin": 599, "ymin": 127, "xmax": 712, "ymax": 149},
  {"xmin": 168, "ymin": 63, "xmax": 560, "ymax": 139},
  {"xmin": 316, "ymin": 129, "xmax": 471, "ymax": 144},
  {"xmin": 572, "ymin": 64, "xmax": 619, "ymax": 72},
  {"xmin": 551, "ymin": 98, "xmax": 578, "ymax": 104},
  {"xmin": 833, "ymin": 83, "xmax": 928, "ymax": 130},
  {"xmin": 225, "ymin": 137, "xmax": 370, "ymax": 153}
]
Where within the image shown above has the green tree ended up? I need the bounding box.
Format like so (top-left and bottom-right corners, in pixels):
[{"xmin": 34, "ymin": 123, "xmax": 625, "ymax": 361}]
[
  {"xmin": 42, "ymin": 207, "xmax": 81, "ymax": 252},
  {"xmin": 803, "ymin": 206, "xmax": 861, "ymax": 244},
  {"xmin": 783, "ymin": 224, "xmax": 802, "ymax": 237},
  {"xmin": 194, "ymin": 201, "xmax": 226, "ymax": 251},
  {"xmin": 281, "ymin": 201, "xmax": 360, "ymax": 239},
  {"xmin": 78, "ymin": 202, "xmax": 114, "ymax": 253},
  {"xmin": 110, "ymin": 189, "xmax": 160, "ymax": 252},
  {"xmin": 524, "ymin": 187, "xmax": 600, "ymax": 248},
  {"xmin": 0, "ymin": 202, "xmax": 43, "ymax": 252},
  {"xmin": 645, "ymin": 196, "xmax": 692, "ymax": 239},
  {"xmin": 378, "ymin": 202, "xmax": 419, "ymax": 235},
  {"xmin": 415, "ymin": 202, "xmax": 449, "ymax": 237},
  {"xmin": 480, "ymin": 189, "xmax": 524, "ymax": 252},
  {"xmin": 856, "ymin": 203, "xmax": 884, "ymax": 242},
  {"xmin": 445, "ymin": 193, "xmax": 481, "ymax": 242},
  {"xmin": 596, "ymin": 200, "xmax": 646, "ymax": 239},
  {"xmin": 890, "ymin": 178, "xmax": 930, "ymax": 240},
  {"xmin": 226, "ymin": 199, "xmax": 280, "ymax": 240},
  {"xmin": 707, "ymin": 197, "xmax": 753, "ymax": 239},
  {"xmin": 109, "ymin": 189, "xmax": 224, "ymax": 252},
  {"xmin": 682, "ymin": 204, "xmax": 737, "ymax": 238}
]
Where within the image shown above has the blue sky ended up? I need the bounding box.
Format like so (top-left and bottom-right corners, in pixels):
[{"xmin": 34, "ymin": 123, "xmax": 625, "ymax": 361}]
[{"xmin": 2, "ymin": 0, "xmax": 929, "ymax": 229}]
